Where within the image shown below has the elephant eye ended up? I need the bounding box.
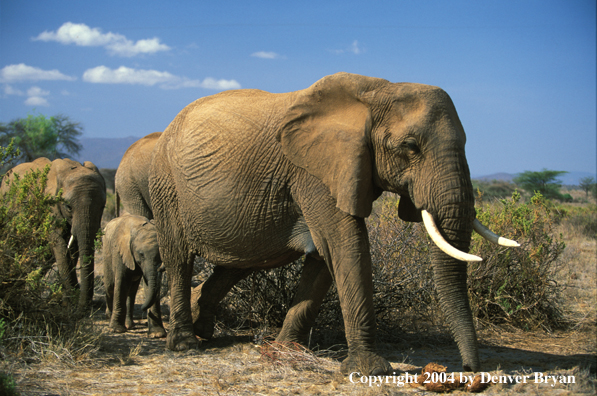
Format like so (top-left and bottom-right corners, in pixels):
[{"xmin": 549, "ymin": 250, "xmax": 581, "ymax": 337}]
[{"xmin": 401, "ymin": 139, "xmax": 420, "ymax": 154}]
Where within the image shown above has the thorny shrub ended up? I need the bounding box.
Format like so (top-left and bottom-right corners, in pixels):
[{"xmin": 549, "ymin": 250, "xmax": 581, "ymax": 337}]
[
  {"xmin": 212, "ymin": 190, "xmax": 569, "ymax": 342},
  {"xmin": 469, "ymin": 191, "xmax": 567, "ymax": 331},
  {"xmin": 0, "ymin": 145, "xmax": 100, "ymax": 363}
]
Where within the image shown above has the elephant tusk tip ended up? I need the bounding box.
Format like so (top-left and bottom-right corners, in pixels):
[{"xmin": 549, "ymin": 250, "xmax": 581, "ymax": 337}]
[
  {"xmin": 499, "ymin": 238, "xmax": 520, "ymax": 248},
  {"xmin": 473, "ymin": 219, "xmax": 520, "ymax": 248}
]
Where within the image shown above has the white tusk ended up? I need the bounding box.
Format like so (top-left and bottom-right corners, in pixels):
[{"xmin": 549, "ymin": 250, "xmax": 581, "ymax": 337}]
[
  {"xmin": 473, "ymin": 219, "xmax": 520, "ymax": 247},
  {"xmin": 421, "ymin": 210, "xmax": 483, "ymax": 262},
  {"xmin": 67, "ymin": 235, "xmax": 75, "ymax": 249}
]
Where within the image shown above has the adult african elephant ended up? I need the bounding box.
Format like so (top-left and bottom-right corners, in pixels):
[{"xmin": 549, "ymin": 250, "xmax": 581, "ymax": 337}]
[
  {"xmin": 1, "ymin": 158, "xmax": 106, "ymax": 311},
  {"xmin": 149, "ymin": 72, "xmax": 517, "ymax": 375},
  {"xmin": 115, "ymin": 132, "xmax": 162, "ymax": 219},
  {"xmin": 103, "ymin": 214, "xmax": 166, "ymax": 337}
]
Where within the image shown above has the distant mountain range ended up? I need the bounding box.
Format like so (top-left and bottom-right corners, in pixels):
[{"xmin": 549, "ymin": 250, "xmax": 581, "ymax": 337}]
[
  {"xmin": 75, "ymin": 136, "xmax": 140, "ymax": 169},
  {"xmin": 471, "ymin": 172, "xmax": 596, "ymax": 186},
  {"xmin": 75, "ymin": 136, "xmax": 596, "ymax": 186}
]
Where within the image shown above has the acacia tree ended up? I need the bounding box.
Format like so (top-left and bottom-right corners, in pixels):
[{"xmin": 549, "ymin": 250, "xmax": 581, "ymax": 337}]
[
  {"xmin": 0, "ymin": 112, "xmax": 83, "ymax": 165},
  {"xmin": 579, "ymin": 176, "xmax": 596, "ymax": 198},
  {"xmin": 513, "ymin": 169, "xmax": 568, "ymax": 200}
]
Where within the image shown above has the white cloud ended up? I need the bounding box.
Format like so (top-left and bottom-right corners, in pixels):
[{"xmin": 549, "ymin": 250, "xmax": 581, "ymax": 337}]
[
  {"xmin": 4, "ymin": 85, "xmax": 24, "ymax": 96},
  {"xmin": 83, "ymin": 65, "xmax": 175, "ymax": 85},
  {"xmin": 34, "ymin": 22, "xmax": 170, "ymax": 57},
  {"xmin": 24, "ymin": 85, "xmax": 50, "ymax": 106},
  {"xmin": 331, "ymin": 40, "xmax": 364, "ymax": 55},
  {"xmin": 25, "ymin": 95, "xmax": 49, "ymax": 107},
  {"xmin": 0, "ymin": 64, "xmax": 75, "ymax": 82},
  {"xmin": 27, "ymin": 86, "xmax": 50, "ymax": 97},
  {"xmin": 82, "ymin": 66, "xmax": 241, "ymax": 90},
  {"xmin": 197, "ymin": 78, "xmax": 241, "ymax": 90},
  {"xmin": 251, "ymin": 51, "xmax": 279, "ymax": 59},
  {"xmin": 350, "ymin": 40, "xmax": 362, "ymax": 55},
  {"xmin": 3, "ymin": 81, "xmax": 53, "ymax": 106}
]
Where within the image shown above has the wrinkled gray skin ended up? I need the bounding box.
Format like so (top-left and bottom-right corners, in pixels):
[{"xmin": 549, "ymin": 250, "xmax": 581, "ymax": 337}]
[
  {"xmin": 115, "ymin": 132, "xmax": 162, "ymax": 219},
  {"xmin": 1, "ymin": 158, "xmax": 106, "ymax": 311},
  {"xmin": 113, "ymin": 132, "xmax": 166, "ymax": 334},
  {"xmin": 149, "ymin": 73, "xmax": 479, "ymax": 375},
  {"xmin": 103, "ymin": 214, "xmax": 166, "ymax": 337}
]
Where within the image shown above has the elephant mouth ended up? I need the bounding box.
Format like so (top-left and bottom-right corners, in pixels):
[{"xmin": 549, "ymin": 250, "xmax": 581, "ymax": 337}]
[{"xmin": 421, "ymin": 210, "xmax": 520, "ymax": 262}]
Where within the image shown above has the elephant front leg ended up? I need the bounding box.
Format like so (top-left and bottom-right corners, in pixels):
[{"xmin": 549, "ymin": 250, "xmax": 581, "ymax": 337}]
[
  {"xmin": 109, "ymin": 277, "xmax": 129, "ymax": 333},
  {"xmin": 276, "ymin": 255, "xmax": 332, "ymax": 345},
  {"xmin": 314, "ymin": 216, "xmax": 392, "ymax": 376},
  {"xmin": 332, "ymin": 249, "xmax": 392, "ymax": 376},
  {"xmin": 191, "ymin": 266, "xmax": 252, "ymax": 339}
]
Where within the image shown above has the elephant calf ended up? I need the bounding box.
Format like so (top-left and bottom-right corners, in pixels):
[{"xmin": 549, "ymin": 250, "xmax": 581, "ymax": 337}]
[{"xmin": 103, "ymin": 214, "xmax": 166, "ymax": 338}]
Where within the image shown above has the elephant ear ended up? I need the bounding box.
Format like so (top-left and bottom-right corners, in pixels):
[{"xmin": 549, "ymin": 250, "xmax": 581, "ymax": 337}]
[
  {"xmin": 83, "ymin": 161, "xmax": 100, "ymax": 173},
  {"xmin": 276, "ymin": 73, "xmax": 386, "ymax": 218},
  {"xmin": 118, "ymin": 220, "xmax": 136, "ymax": 271},
  {"xmin": 47, "ymin": 159, "xmax": 78, "ymax": 195}
]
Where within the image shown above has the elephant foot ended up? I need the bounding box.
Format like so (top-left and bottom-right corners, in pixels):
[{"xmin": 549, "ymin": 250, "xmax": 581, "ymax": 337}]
[
  {"xmin": 275, "ymin": 328, "xmax": 308, "ymax": 346},
  {"xmin": 340, "ymin": 350, "xmax": 392, "ymax": 376},
  {"xmin": 126, "ymin": 320, "xmax": 136, "ymax": 330},
  {"xmin": 166, "ymin": 329, "xmax": 200, "ymax": 351},
  {"xmin": 148, "ymin": 327, "xmax": 167, "ymax": 339},
  {"xmin": 193, "ymin": 315, "xmax": 215, "ymax": 339},
  {"xmin": 110, "ymin": 324, "xmax": 128, "ymax": 334}
]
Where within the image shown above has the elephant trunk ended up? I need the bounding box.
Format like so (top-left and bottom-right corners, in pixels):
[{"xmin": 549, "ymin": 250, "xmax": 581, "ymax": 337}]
[
  {"xmin": 72, "ymin": 216, "xmax": 96, "ymax": 311},
  {"xmin": 431, "ymin": 245, "xmax": 480, "ymax": 372},
  {"xmin": 141, "ymin": 264, "xmax": 161, "ymax": 311},
  {"xmin": 427, "ymin": 168, "xmax": 480, "ymax": 372}
]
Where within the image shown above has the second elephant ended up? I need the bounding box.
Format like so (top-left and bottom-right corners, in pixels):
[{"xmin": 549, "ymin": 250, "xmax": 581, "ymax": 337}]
[
  {"xmin": 103, "ymin": 214, "xmax": 166, "ymax": 337},
  {"xmin": 115, "ymin": 132, "xmax": 162, "ymax": 219}
]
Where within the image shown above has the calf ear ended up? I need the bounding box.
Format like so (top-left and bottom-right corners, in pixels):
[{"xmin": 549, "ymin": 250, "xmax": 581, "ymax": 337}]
[
  {"xmin": 118, "ymin": 224, "xmax": 136, "ymax": 271},
  {"xmin": 276, "ymin": 73, "xmax": 386, "ymax": 218}
]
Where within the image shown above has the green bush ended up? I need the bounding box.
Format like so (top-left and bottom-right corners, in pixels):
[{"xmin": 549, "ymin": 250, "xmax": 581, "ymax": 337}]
[
  {"xmin": 0, "ymin": 144, "xmax": 100, "ymax": 363},
  {"xmin": 0, "ymin": 164, "xmax": 65, "ymax": 314},
  {"xmin": 0, "ymin": 372, "xmax": 18, "ymax": 396},
  {"xmin": 469, "ymin": 191, "xmax": 567, "ymax": 331}
]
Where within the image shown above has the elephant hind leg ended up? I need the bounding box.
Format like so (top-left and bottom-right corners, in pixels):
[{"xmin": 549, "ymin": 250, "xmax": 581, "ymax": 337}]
[
  {"xmin": 191, "ymin": 266, "xmax": 253, "ymax": 339},
  {"xmin": 151, "ymin": 166, "xmax": 198, "ymax": 350},
  {"xmin": 276, "ymin": 255, "xmax": 333, "ymax": 346},
  {"xmin": 147, "ymin": 273, "xmax": 166, "ymax": 338}
]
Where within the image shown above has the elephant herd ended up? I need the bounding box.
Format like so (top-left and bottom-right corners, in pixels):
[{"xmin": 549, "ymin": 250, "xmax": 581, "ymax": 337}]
[{"xmin": 1, "ymin": 72, "xmax": 519, "ymax": 375}]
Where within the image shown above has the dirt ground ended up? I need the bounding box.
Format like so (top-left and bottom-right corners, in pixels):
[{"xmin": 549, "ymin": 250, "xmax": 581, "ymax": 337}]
[{"xmin": 3, "ymin": 294, "xmax": 595, "ymax": 395}]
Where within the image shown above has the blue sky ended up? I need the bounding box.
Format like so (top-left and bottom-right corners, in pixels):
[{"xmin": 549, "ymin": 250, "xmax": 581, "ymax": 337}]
[{"xmin": 1, "ymin": 0, "xmax": 595, "ymax": 177}]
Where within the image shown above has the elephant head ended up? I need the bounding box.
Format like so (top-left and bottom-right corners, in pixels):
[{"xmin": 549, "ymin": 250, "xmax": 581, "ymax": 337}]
[
  {"xmin": 1, "ymin": 157, "xmax": 106, "ymax": 310},
  {"xmin": 119, "ymin": 218, "xmax": 162, "ymax": 311},
  {"xmin": 49, "ymin": 159, "xmax": 106, "ymax": 310},
  {"xmin": 277, "ymin": 73, "xmax": 517, "ymax": 371}
]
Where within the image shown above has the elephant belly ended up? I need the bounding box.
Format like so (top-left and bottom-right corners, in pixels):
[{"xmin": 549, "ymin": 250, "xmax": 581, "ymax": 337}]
[{"xmin": 179, "ymin": 185, "xmax": 315, "ymax": 269}]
